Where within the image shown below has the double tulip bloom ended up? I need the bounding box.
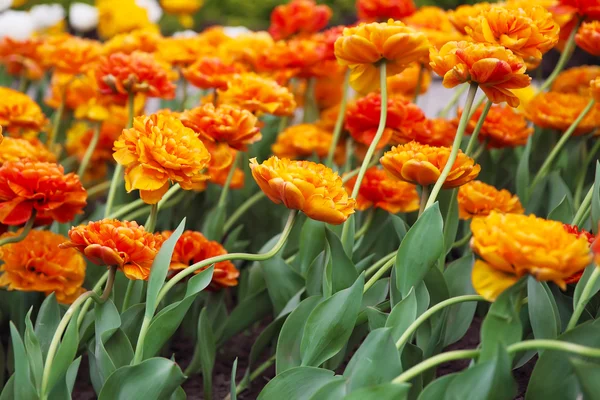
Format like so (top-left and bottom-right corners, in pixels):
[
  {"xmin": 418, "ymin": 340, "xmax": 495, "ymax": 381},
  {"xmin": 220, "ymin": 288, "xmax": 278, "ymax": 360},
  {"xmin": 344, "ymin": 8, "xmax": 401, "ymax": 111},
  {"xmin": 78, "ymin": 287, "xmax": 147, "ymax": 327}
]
[{"xmin": 457, "ymin": 180, "xmax": 523, "ymax": 220}]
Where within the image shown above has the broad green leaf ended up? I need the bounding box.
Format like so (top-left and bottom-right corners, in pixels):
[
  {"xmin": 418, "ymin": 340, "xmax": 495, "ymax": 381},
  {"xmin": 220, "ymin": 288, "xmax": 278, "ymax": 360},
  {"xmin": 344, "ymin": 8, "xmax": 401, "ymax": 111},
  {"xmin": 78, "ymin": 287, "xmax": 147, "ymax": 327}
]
[
  {"xmin": 260, "ymin": 254, "xmax": 304, "ymax": 315},
  {"xmin": 325, "ymin": 228, "xmax": 358, "ymax": 293},
  {"xmin": 309, "ymin": 377, "xmax": 347, "ymax": 399},
  {"xmin": 591, "ymin": 162, "xmax": 600, "ymax": 233},
  {"xmin": 355, "ymin": 254, "xmax": 376, "ymax": 274},
  {"xmin": 547, "ymin": 195, "xmax": 573, "ymax": 224},
  {"xmin": 219, "ymin": 289, "xmax": 271, "ymax": 345},
  {"xmin": 361, "ymin": 279, "xmax": 389, "ymax": 310},
  {"xmin": 197, "ymin": 309, "xmax": 216, "ymax": 400},
  {"xmin": 276, "ymin": 296, "xmax": 323, "ymax": 374},
  {"xmin": 386, "ymin": 287, "xmax": 417, "ymax": 344},
  {"xmin": 423, "ymin": 265, "xmax": 449, "ymax": 306},
  {"xmin": 120, "ymin": 304, "xmax": 145, "ymax": 347},
  {"xmin": 0, "ymin": 376, "xmax": 14, "ymax": 400},
  {"xmin": 230, "ymin": 358, "xmax": 238, "ymax": 400},
  {"xmin": 570, "ymin": 358, "xmax": 600, "ymax": 398},
  {"xmin": 516, "ymin": 135, "xmax": 532, "ymax": 203},
  {"xmin": 365, "ymin": 308, "xmax": 388, "ymax": 330},
  {"xmin": 342, "ymin": 215, "xmax": 356, "ymax": 255},
  {"xmin": 145, "ymin": 218, "xmax": 185, "ymax": 319},
  {"xmin": 47, "ymin": 357, "xmax": 82, "ymax": 400},
  {"xmin": 9, "ymin": 323, "xmax": 38, "ymax": 400},
  {"xmin": 257, "ymin": 367, "xmax": 335, "ymax": 400},
  {"xmin": 305, "ymin": 252, "xmax": 326, "ymax": 297},
  {"xmin": 418, "ymin": 374, "xmax": 456, "ymax": 400},
  {"xmin": 46, "ymin": 308, "xmax": 80, "ymax": 395},
  {"xmin": 395, "ymin": 204, "xmax": 444, "ymax": 296},
  {"xmin": 343, "ymin": 328, "xmax": 402, "ymax": 392},
  {"xmin": 294, "ymin": 219, "xmax": 326, "ymax": 276},
  {"xmin": 390, "ymin": 215, "xmax": 408, "ymax": 241},
  {"xmin": 300, "ymin": 274, "xmax": 364, "ymax": 367},
  {"xmin": 401, "ymin": 343, "xmax": 423, "ymax": 399},
  {"xmin": 344, "ymin": 383, "xmax": 410, "ymax": 400},
  {"xmin": 169, "ymin": 387, "xmax": 186, "ymax": 400},
  {"xmin": 527, "ymin": 278, "xmax": 559, "ymax": 339},
  {"xmin": 574, "ymin": 264, "xmax": 600, "ymax": 310},
  {"xmin": 35, "ymin": 293, "xmax": 60, "ymax": 359},
  {"xmin": 24, "ymin": 310, "xmax": 43, "ymax": 389},
  {"xmin": 443, "ymin": 254, "xmax": 476, "ymax": 346},
  {"xmin": 442, "ymin": 189, "xmax": 459, "ymax": 255},
  {"xmin": 98, "ymin": 357, "xmax": 185, "ymax": 400},
  {"xmin": 202, "ymin": 204, "xmax": 226, "ymax": 240},
  {"xmin": 95, "ymin": 299, "xmax": 121, "ymax": 344},
  {"xmin": 547, "ymin": 173, "xmax": 573, "ymax": 213}
]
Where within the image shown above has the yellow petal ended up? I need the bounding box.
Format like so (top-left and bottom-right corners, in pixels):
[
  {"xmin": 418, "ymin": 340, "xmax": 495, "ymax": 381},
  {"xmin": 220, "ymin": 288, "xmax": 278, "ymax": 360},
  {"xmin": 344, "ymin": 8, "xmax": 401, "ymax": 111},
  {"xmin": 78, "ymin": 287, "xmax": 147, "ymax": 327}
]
[{"xmin": 472, "ymin": 260, "xmax": 519, "ymax": 302}]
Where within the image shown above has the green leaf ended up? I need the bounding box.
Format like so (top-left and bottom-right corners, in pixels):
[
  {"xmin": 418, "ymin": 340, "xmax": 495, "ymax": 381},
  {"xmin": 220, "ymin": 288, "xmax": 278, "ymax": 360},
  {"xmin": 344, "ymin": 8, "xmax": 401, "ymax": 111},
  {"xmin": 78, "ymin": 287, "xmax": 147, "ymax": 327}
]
[
  {"xmin": 247, "ymin": 316, "xmax": 286, "ymax": 375},
  {"xmin": 547, "ymin": 173, "xmax": 573, "ymax": 213},
  {"xmin": 46, "ymin": 308, "xmax": 80, "ymax": 396},
  {"xmin": 343, "ymin": 328, "xmax": 402, "ymax": 392},
  {"xmin": 574, "ymin": 264, "xmax": 600, "ymax": 310},
  {"xmin": 48, "ymin": 357, "xmax": 82, "ymax": 400},
  {"xmin": 527, "ymin": 278, "xmax": 559, "ymax": 339},
  {"xmin": 257, "ymin": 367, "xmax": 335, "ymax": 400},
  {"xmin": 0, "ymin": 376, "xmax": 14, "ymax": 400},
  {"xmin": 120, "ymin": 304, "xmax": 145, "ymax": 348},
  {"xmin": 260, "ymin": 252, "xmax": 304, "ymax": 315},
  {"xmin": 395, "ymin": 204, "xmax": 444, "ymax": 296},
  {"xmin": 516, "ymin": 135, "xmax": 532, "ymax": 203},
  {"xmin": 344, "ymin": 383, "xmax": 410, "ymax": 400},
  {"xmin": 390, "ymin": 215, "xmax": 409, "ymax": 241},
  {"xmin": 443, "ymin": 255, "xmax": 476, "ymax": 346},
  {"xmin": 9, "ymin": 323, "xmax": 38, "ymax": 400},
  {"xmin": 169, "ymin": 387, "xmax": 186, "ymax": 400},
  {"xmin": 442, "ymin": 189, "xmax": 459, "ymax": 255},
  {"xmin": 308, "ymin": 377, "xmax": 347, "ymax": 399},
  {"xmin": 325, "ymin": 228, "xmax": 358, "ymax": 293},
  {"xmin": 362, "ymin": 279, "xmax": 389, "ymax": 309},
  {"xmin": 342, "ymin": 215, "xmax": 356, "ymax": 255},
  {"xmin": 479, "ymin": 279, "xmax": 525, "ymax": 362},
  {"xmin": 98, "ymin": 357, "xmax": 186, "ymax": 400},
  {"xmin": 294, "ymin": 219, "xmax": 326, "ymax": 276},
  {"xmin": 547, "ymin": 195, "xmax": 573, "ymax": 224},
  {"xmin": 35, "ymin": 293, "xmax": 61, "ymax": 359},
  {"xmin": 276, "ymin": 296, "xmax": 323, "ymax": 374},
  {"xmin": 591, "ymin": 162, "xmax": 600, "ymax": 233},
  {"xmin": 401, "ymin": 343, "xmax": 423, "ymax": 398},
  {"xmin": 230, "ymin": 358, "xmax": 238, "ymax": 400},
  {"xmin": 145, "ymin": 218, "xmax": 186, "ymax": 320},
  {"xmin": 95, "ymin": 299, "xmax": 121, "ymax": 344},
  {"xmin": 300, "ymin": 274, "xmax": 364, "ymax": 367},
  {"xmin": 418, "ymin": 374, "xmax": 456, "ymax": 400},
  {"xmin": 24, "ymin": 310, "xmax": 43, "ymax": 389},
  {"xmin": 365, "ymin": 307, "xmax": 388, "ymax": 331},
  {"xmin": 386, "ymin": 287, "xmax": 417, "ymax": 344},
  {"xmin": 219, "ymin": 289, "xmax": 271, "ymax": 344},
  {"xmin": 570, "ymin": 358, "xmax": 600, "ymax": 398},
  {"xmin": 202, "ymin": 204, "xmax": 226, "ymax": 240},
  {"xmin": 197, "ymin": 308, "xmax": 216, "ymax": 400},
  {"xmin": 305, "ymin": 252, "xmax": 326, "ymax": 297}
]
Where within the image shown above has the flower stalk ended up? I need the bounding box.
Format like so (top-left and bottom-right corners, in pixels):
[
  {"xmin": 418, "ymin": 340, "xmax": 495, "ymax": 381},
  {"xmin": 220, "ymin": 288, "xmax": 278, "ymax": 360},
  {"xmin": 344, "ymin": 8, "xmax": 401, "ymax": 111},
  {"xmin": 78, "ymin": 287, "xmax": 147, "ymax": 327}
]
[
  {"xmin": 325, "ymin": 69, "xmax": 350, "ymax": 167},
  {"xmin": 464, "ymin": 100, "xmax": 492, "ymax": 156},
  {"xmin": 567, "ymin": 267, "xmax": 600, "ymax": 330},
  {"xmin": 223, "ymin": 191, "xmax": 267, "ymax": 233},
  {"xmin": 0, "ymin": 210, "xmax": 37, "ymax": 247},
  {"xmin": 76, "ymin": 122, "xmax": 101, "ymax": 179},
  {"xmin": 217, "ymin": 152, "xmax": 240, "ymax": 208},
  {"xmin": 540, "ymin": 18, "xmax": 583, "ymax": 92}
]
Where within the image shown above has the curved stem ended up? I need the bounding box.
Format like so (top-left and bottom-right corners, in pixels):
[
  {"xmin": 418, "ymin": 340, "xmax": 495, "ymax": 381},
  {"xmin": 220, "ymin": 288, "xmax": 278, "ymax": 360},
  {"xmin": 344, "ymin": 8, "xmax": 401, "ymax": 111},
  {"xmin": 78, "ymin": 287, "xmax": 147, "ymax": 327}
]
[
  {"xmin": 574, "ymin": 139, "xmax": 600, "ymax": 208},
  {"xmin": 108, "ymin": 184, "xmax": 181, "ymax": 221},
  {"xmin": 86, "ymin": 180, "xmax": 111, "ymax": 198},
  {"xmin": 354, "ymin": 209, "xmax": 375, "ymax": 240},
  {"xmin": 540, "ymin": 18, "xmax": 583, "ymax": 92},
  {"xmin": 122, "ymin": 188, "xmax": 185, "ymax": 221},
  {"xmin": 419, "ymin": 185, "xmax": 430, "ymax": 217},
  {"xmin": 76, "ymin": 271, "xmax": 110, "ymax": 329},
  {"xmin": 223, "ymin": 191, "xmax": 266, "ymax": 233},
  {"xmin": 392, "ymin": 349, "xmax": 479, "ymax": 383},
  {"xmin": 572, "ymin": 185, "xmax": 594, "ymax": 227},
  {"xmin": 77, "ymin": 122, "xmax": 101, "ymax": 179},
  {"xmin": 438, "ymin": 85, "xmax": 467, "ymax": 118},
  {"xmin": 341, "ymin": 62, "xmax": 388, "ymax": 245},
  {"xmin": 395, "ymin": 294, "xmax": 485, "ymax": 350},
  {"xmin": 48, "ymin": 89, "xmax": 66, "ymax": 154},
  {"xmin": 464, "ymin": 100, "xmax": 491, "ymax": 156},
  {"xmin": 122, "ymin": 280, "xmax": 136, "ymax": 312},
  {"xmin": 567, "ymin": 267, "xmax": 600, "ymax": 331},
  {"xmin": 452, "ymin": 233, "xmax": 472, "ymax": 249},
  {"xmin": 217, "ymin": 152, "xmax": 240, "ymax": 208},
  {"xmin": 412, "ymin": 63, "xmax": 424, "ymax": 103},
  {"xmin": 325, "ymin": 69, "xmax": 350, "ymax": 167},
  {"xmin": 530, "ymin": 99, "xmax": 596, "ymax": 191},
  {"xmin": 364, "ymin": 256, "xmax": 396, "ymax": 293},
  {"xmin": 0, "ymin": 210, "xmax": 36, "ymax": 247},
  {"xmin": 365, "ymin": 251, "xmax": 397, "ymax": 278},
  {"xmin": 145, "ymin": 204, "xmax": 159, "ymax": 232},
  {"xmin": 425, "ymin": 83, "xmax": 478, "ymax": 209}
]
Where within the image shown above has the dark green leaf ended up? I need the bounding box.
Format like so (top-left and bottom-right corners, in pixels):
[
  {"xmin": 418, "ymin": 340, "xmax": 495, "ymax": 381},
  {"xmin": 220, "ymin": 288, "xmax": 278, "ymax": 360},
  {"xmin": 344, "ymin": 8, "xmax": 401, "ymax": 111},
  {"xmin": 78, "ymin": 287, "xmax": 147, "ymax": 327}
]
[
  {"xmin": 230, "ymin": 358, "xmax": 238, "ymax": 400},
  {"xmin": 443, "ymin": 255, "xmax": 476, "ymax": 346},
  {"xmin": 570, "ymin": 358, "xmax": 600, "ymax": 398},
  {"xmin": 418, "ymin": 374, "xmax": 456, "ymax": 400},
  {"xmin": 362, "ymin": 279, "xmax": 389, "ymax": 309},
  {"xmin": 169, "ymin": 387, "xmax": 186, "ymax": 400},
  {"xmin": 591, "ymin": 162, "xmax": 600, "ymax": 234},
  {"xmin": 260, "ymin": 254, "xmax": 304, "ymax": 315},
  {"xmin": 35, "ymin": 293, "xmax": 60, "ymax": 359},
  {"xmin": 46, "ymin": 308, "xmax": 80, "ymax": 395},
  {"xmin": 24, "ymin": 310, "xmax": 43, "ymax": 389},
  {"xmin": 442, "ymin": 189, "xmax": 459, "ymax": 255},
  {"xmin": 305, "ymin": 252, "xmax": 326, "ymax": 297},
  {"xmin": 257, "ymin": 367, "xmax": 335, "ymax": 400},
  {"xmin": 98, "ymin": 357, "xmax": 186, "ymax": 400},
  {"xmin": 547, "ymin": 195, "xmax": 573, "ymax": 224},
  {"xmin": 344, "ymin": 383, "xmax": 410, "ymax": 400},
  {"xmin": 395, "ymin": 204, "xmax": 444, "ymax": 296},
  {"xmin": 219, "ymin": 289, "xmax": 271, "ymax": 344},
  {"xmin": 527, "ymin": 278, "xmax": 559, "ymax": 339},
  {"xmin": 203, "ymin": 204, "xmax": 226, "ymax": 241},
  {"xmin": 300, "ymin": 275, "xmax": 364, "ymax": 367},
  {"xmin": 390, "ymin": 215, "xmax": 409, "ymax": 241},
  {"xmin": 0, "ymin": 376, "xmax": 14, "ymax": 400},
  {"xmin": 342, "ymin": 215, "xmax": 356, "ymax": 255},
  {"xmin": 120, "ymin": 304, "xmax": 145, "ymax": 348},
  {"xmin": 9, "ymin": 323, "xmax": 38, "ymax": 400},
  {"xmin": 574, "ymin": 264, "xmax": 600, "ymax": 309},
  {"xmin": 365, "ymin": 308, "xmax": 388, "ymax": 330},
  {"xmin": 294, "ymin": 219, "xmax": 326, "ymax": 276},
  {"xmin": 516, "ymin": 135, "xmax": 532, "ymax": 203},
  {"xmin": 308, "ymin": 377, "xmax": 347, "ymax": 399},
  {"xmin": 197, "ymin": 308, "xmax": 216, "ymax": 400},
  {"xmin": 343, "ymin": 328, "xmax": 402, "ymax": 392},
  {"xmin": 386, "ymin": 287, "xmax": 417, "ymax": 344},
  {"xmin": 401, "ymin": 343, "xmax": 423, "ymax": 399},
  {"xmin": 325, "ymin": 228, "xmax": 358, "ymax": 293},
  {"xmin": 547, "ymin": 173, "xmax": 573, "ymax": 213},
  {"xmin": 48, "ymin": 357, "xmax": 82, "ymax": 400}
]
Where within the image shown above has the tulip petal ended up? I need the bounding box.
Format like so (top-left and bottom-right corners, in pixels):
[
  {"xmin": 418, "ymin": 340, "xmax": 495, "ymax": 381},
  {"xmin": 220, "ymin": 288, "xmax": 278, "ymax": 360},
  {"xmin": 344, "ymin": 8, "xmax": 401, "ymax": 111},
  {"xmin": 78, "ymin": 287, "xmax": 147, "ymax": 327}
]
[{"xmin": 472, "ymin": 259, "xmax": 519, "ymax": 301}]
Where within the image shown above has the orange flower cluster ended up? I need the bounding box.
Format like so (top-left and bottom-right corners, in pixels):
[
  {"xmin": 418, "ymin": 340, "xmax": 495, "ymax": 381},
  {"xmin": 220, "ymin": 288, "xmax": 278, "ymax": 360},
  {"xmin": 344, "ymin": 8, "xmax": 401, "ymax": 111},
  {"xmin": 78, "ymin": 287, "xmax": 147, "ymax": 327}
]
[
  {"xmin": 250, "ymin": 157, "xmax": 355, "ymax": 224},
  {"xmin": 0, "ymin": 160, "xmax": 87, "ymax": 225},
  {"xmin": 404, "ymin": 6, "xmax": 465, "ymax": 50},
  {"xmin": 218, "ymin": 32, "xmax": 274, "ymax": 68},
  {"xmin": 448, "ymin": 3, "xmax": 492, "ymax": 34},
  {"xmin": 387, "ymin": 63, "xmax": 432, "ymax": 98},
  {"xmin": 344, "ymin": 167, "xmax": 419, "ymax": 214},
  {"xmin": 592, "ymin": 77, "xmax": 600, "ymax": 102},
  {"xmin": 551, "ymin": 65, "xmax": 600, "ymax": 95},
  {"xmin": 559, "ymin": 0, "xmax": 600, "ymax": 19},
  {"xmin": 380, "ymin": 141, "xmax": 480, "ymax": 188},
  {"xmin": 157, "ymin": 36, "xmax": 213, "ymax": 68},
  {"xmin": 164, "ymin": 230, "xmax": 239, "ymax": 289},
  {"xmin": 461, "ymin": 104, "xmax": 533, "ymax": 148},
  {"xmin": 458, "ymin": 180, "xmax": 523, "ymax": 220},
  {"xmin": 334, "ymin": 20, "xmax": 430, "ymax": 93},
  {"xmin": 563, "ymin": 223, "xmax": 595, "ymax": 284},
  {"xmin": 525, "ymin": 92, "xmax": 600, "ymax": 134},
  {"xmin": 114, "ymin": 113, "xmax": 211, "ymax": 204},
  {"xmin": 61, "ymin": 219, "xmax": 164, "ymax": 281},
  {"xmin": 576, "ymin": 21, "xmax": 600, "ymax": 56},
  {"xmin": 205, "ymin": 144, "xmax": 245, "ymax": 189},
  {"xmin": 102, "ymin": 29, "xmax": 162, "ymax": 56},
  {"xmin": 0, "ymin": 230, "xmax": 86, "ymax": 304},
  {"xmin": 269, "ymin": 0, "xmax": 332, "ymax": 40},
  {"xmin": 46, "ymin": 71, "xmax": 105, "ymax": 116},
  {"xmin": 255, "ymin": 39, "xmax": 327, "ymax": 81},
  {"xmin": 40, "ymin": 36, "xmax": 102, "ymax": 75},
  {"xmin": 179, "ymin": 103, "xmax": 261, "ymax": 150},
  {"xmin": 96, "ymin": 51, "xmax": 176, "ymax": 99},
  {"xmin": 0, "ymin": 37, "xmax": 45, "ymax": 80},
  {"xmin": 430, "ymin": 41, "xmax": 531, "ymax": 107},
  {"xmin": 272, "ymin": 123, "xmax": 333, "ymax": 160},
  {"xmin": 356, "ymin": 0, "xmax": 416, "ymax": 21},
  {"xmin": 182, "ymin": 57, "xmax": 246, "ymax": 90},
  {"xmin": 0, "ymin": 88, "xmax": 47, "ymax": 136},
  {"xmin": 314, "ymin": 25, "xmax": 345, "ymax": 61},
  {"xmin": 0, "ymin": 137, "xmax": 56, "ymax": 165},
  {"xmin": 411, "ymin": 118, "xmax": 456, "ymax": 147},
  {"xmin": 471, "ymin": 212, "xmax": 592, "ymax": 300},
  {"xmin": 218, "ymin": 73, "xmax": 296, "ymax": 116},
  {"xmin": 345, "ymin": 93, "xmax": 426, "ymax": 148}
]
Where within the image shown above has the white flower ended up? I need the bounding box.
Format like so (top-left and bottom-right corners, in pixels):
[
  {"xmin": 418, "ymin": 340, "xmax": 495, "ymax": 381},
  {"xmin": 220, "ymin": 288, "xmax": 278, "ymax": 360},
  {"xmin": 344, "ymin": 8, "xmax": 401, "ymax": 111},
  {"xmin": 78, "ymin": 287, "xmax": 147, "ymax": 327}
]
[
  {"xmin": 0, "ymin": 10, "xmax": 35, "ymax": 40},
  {"xmin": 172, "ymin": 29, "xmax": 196, "ymax": 38},
  {"xmin": 69, "ymin": 3, "xmax": 98, "ymax": 32},
  {"xmin": 30, "ymin": 4, "xmax": 65, "ymax": 30},
  {"xmin": 222, "ymin": 26, "xmax": 251, "ymax": 38},
  {"xmin": 0, "ymin": 0, "xmax": 11, "ymax": 13},
  {"xmin": 135, "ymin": 0, "xmax": 162, "ymax": 23}
]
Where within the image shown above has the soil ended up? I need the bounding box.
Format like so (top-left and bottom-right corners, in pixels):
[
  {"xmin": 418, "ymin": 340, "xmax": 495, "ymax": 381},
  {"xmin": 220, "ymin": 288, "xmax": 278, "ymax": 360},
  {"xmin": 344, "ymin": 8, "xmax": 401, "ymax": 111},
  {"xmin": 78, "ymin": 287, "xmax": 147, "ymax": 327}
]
[{"xmin": 71, "ymin": 316, "xmax": 536, "ymax": 400}]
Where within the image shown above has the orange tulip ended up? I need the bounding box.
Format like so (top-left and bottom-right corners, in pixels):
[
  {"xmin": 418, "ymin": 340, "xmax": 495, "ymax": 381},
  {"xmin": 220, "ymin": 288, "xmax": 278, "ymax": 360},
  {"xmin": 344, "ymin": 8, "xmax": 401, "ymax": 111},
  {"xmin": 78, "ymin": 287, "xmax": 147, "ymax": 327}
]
[
  {"xmin": 458, "ymin": 180, "xmax": 524, "ymax": 220},
  {"xmin": 314, "ymin": 25, "xmax": 346, "ymax": 61},
  {"xmin": 525, "ymin": 92, "xmax": 600, "ymax": 134},
  {"xmin": 334, "ymin": 20, "xmax": 430, "ymax": 93},
  {"xmin": 551, "ymin": 65, "xmax": 600, "ymax": 95},
  {"xmin": 250, "ymin": 156, "xmax": 355, "ymax": 224},
  {"xmin": 269, "ymin": 0, "xmax": 332, "ymax": 40},
  {"xmin": 0, "ymin": 137, "xmax": 56, "ymax": 166},
  {"xmin": 344, "ymin": 167, "xmax": 419, "ymax": 214},
  {"xmin": 272, "ymin": 123, "xmax": 333, "ymax": 160},
  {"xmin": 591, "ymin": 77, "xmax": 600, "ymax": 102},
  {"xmin": 429, "ymin": 41, "xmax": 532, "ymax": 107},
  {"xmin": 380, "ymin": 141, "xmax": 480, "ymax": 188},
  {"xmin": 0, "ymin": 37, "xmax": 45, "ymax": 80},
  {"xmin": 255, "ymin": 39, "xmax": 327, "ymax": 80},
  {"xmin": 0, "ymin": 87, "xmax": 47, "ymax": 137},
  {"xmin": 460, "ymin": 104, "xmax": 533, "ymax": 148},
  {"xmin": 218, "ymin": 32, "xmax": 274, "ymax": 68},
  {"xmin": 410, "ymin": 118, "xmax": 457, "ymax": 147},
  {"xmin": 182, "ymin": 57, "xmax": 246, "ymax": 90},
  {"xmin": 576, "ymin": 21, "xmax": 600, "ymax": 56},
  {"xmin": 40, "ymin": 36, "xmax": 102, "ymax": 75},
  {"xmin": 387, "ymin": 63, "xmax": 432, "ymax": 98},
  {"xmin": 404, "ymin": 6, "xmax": 466, "ymax": 50},
  {"xmin": 113, "ymin": 114, "xmax": 211, "ymax": 204},
  {"xmin": 0, "ymin": 230, "xmax": 86, "ymax": 304},
  {"xmin": 61, "ymin": 219, "xmax": 164, "ymax": 281},
  {"xmin": 157, "ymin": 35, "xmax": 213, "ymax": 68},
  {"xmin": 102, "ymin": 29, "xmax": 162, "ymax": 55},
  {"xmin": 563, "ymin": 223, "xmax": 595, "ymax": 284},
  {"xmin": 559, "ymin": 0, "xmax": 600, "ymax": 19},
  {"xmin": 164, "ymin": 230, "xmax": 239, "ymax": 289},
  {"xmin": 448, "ymin": 3, "xmax": 493, "ymax": 34},
  {"xmin": 356, "ymin": 0, "xmax": 416, "ymax": 22}
]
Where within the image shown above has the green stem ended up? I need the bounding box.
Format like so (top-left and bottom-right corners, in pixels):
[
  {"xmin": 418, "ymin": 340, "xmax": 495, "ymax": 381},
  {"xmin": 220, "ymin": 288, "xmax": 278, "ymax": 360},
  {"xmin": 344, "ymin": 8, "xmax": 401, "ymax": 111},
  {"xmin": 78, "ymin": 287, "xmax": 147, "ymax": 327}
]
[
  {"xmin": 223, "ymin": 191, "xmax": 266, "ymax": 233},
  {"xmin": 540, "ymin": 18, "xmax": 583, "ymax": 92},
  {"xmin": 18, "ymin": 76, "xmax": 29, "ymax": 92},
  {"xmin": 77, "ymin": 122, "xmax": 101, "ymax": 178},
  {"xmin": 452, "ymin": 233, "xmax": 472, "ymax": 249},
  {"xmin": 572, "ymin": 185, "xmax": 594, "ymax": 227},
  {"xmin": 425, "ymin": 83, "xmax": 478, "ymax": 209},
  {"xmin": 180, "ymin": 78, "xmax": 188, "ymax": 111},
  {"xmin": 412, "ymin": 63, "xmax": 424, "ymax": 103},
  {"xmin": 342, "ymin": 157, "xmax": 379, "ymax": 184},
  {"xmin": 86, "ymin": 180, "xmax": 111, "ymax": 198},
  {"xmin": 341, "ymin": 62, "xmax": 388, "ymax": 246},
  {"xmin": 233, "ymin": 355, "xmax": 276, "ymax": 397},
  {"xmin": 303, "ymin": 77, "xmax": 318, "ymax": 123},
  {"xmin": 438, "ymin": 85, "xmax": 467, "ymax": 118},
  {"xmin": 121, "ymin": 281, "xmax": 136, "ymax": 312},
  {"xmin": 392, "ymin": 349, "xmax": 480, "ymax": 383},
  {"xmin": 395, "ymin": 294, "xmax": 485, "ymax": 350},
  {"xmin": 365, "ymin": 251, "xmax": 397, "ymax": 277},
  {"xmin": 531, "ymin": 99, "xmax": 596, "ymax": 191},
  {"xmin": 76, "ymin": 271, "xmax": 110, "ymax": 329},
  {"xmin": 567, "ymin": 267, "xmax": 600, "ymax": 330},
  {"xmin": 109, "ymin": 184, "xmax": 181, "ymax": 221},
  {"xmin": 574, "ymin": 139, "xmax": 600, "ymax": 208},
  {"xmin": 48, "ymin": 92, "xmax": 66, "ymax": 153},
  {"xmin": 354, "ymin": 209, "xmax": 375, "ymax": 240},
  {"xmin": 418, "ymin": 185, "xmax": 430, "ymax": 217},
  {"xmin": 363, "ymin": 257, "xmax": 396, "ymax": 293},
  {"xmin": 145, "ymin": 204, "xmax": 159, "ymax": 232},
  {"xmin": 277, "ymin": 115, "xmax": 289, "ymax": 133},
  {"xmin": 464, "ymin": 100, "xmax": 491, "ymax": 156},
  {"xmin": 325, "ymin": 69, "xmax": 350, "ymax": 167},
  {"xmin": 0, "ymin": 210, "xmax": 36, "ymax": 247},
  {"xmin": 123, "ymin": 188, "xmax": 186, "ymax": 221},
  {"xmin": 217, "ymin": 152, "xmax": 240, "ymax": 208}
]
